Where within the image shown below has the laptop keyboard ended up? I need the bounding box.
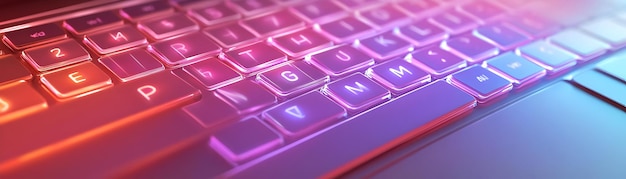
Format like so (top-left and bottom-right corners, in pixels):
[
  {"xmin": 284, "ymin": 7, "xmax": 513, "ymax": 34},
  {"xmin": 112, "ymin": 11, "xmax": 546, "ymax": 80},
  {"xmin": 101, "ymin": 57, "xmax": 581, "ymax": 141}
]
[{"xmin": 1, "ymin": 0, "xmax": 625, "ymax": 177}]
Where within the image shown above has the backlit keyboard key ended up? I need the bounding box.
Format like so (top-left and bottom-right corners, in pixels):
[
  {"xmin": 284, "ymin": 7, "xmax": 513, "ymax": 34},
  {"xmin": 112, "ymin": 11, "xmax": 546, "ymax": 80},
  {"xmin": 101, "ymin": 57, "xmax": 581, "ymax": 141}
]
[
  {"xmin": 264, "ymin": 91, "xmax": 346, "ymax": 137},
  {"xmin": 84, "ymin": 25, "xmax": 148, "ymax": 54},
  {"xmin": 458, "ymin": 1, "xmax": 505, "ymax": 23},
  {"xmin": 215, "ymin": 80, "xmax": 277, "ymax": 113},
  {"xmin": 270, "ymin": 28, "xmax": 332, "ymax": 57},
  {"xmin": 450, "ymin": 65, "xmax": 512, "ymax": 103},
  {"xmin": 358, "ymin": 31, "xmax": 412, "ymax": 60},
  {"xmin": 150, "ymin": 32, "xmax": 221, "ymax": 67},
  {"xmin": 579, "ymin": 18, "xmax": 626, "ymax": 49},
  {"xmin": 474, "ymin": 23, "xmax": 530, "ymax": 50},
  {"xmin": 0, "ymin": 81, "xmax": 47, "ymax": 124},
  {"xmin": 291, "ymin": 0, "xmax": 346, "ymax": 23},
  {"xmin": 228, "ymin": 0, "xmax": 278, "ymax": 15},
  {"xmin": 443, "ymin": 33, "xmax": 499, "ymax": 63},
  {"xmin": 429, "ymin": 10, "xmax": 477, "ymax": 34},
  {"xmin": 204, "ymin": 23, "xmax": 257, "ymax": 48},
  {"xmin": 395, "ymin": 0, "xmax": 440, "ymax": 18},
  {"xmin": 410, "ymin": 46, "xmax": 466, "ymax": 78},
  {"xmin": 63, "ymin": 11, "xmax": 123, "ymax": 35},
  {"xmin": 0, "ymin": 56, "xmax": 32, "ymax": 85},
  {"xmin": 334, "ymin": 0, "xmax": 381, "ymax": 10},
  {"xmin": 397, "ymin": 19, "xmax": 448, "ymax": 47},
  {"xmin": 221, "ymin": 42, "xmax": 286, "ymax": 73},
  {"xmin": 367, "ymin": 58, "xmax": 431, "ymax": 93},
  {"xmin": 318, "ymin": 16, "xmax": 374, "ymax": 43},
  {"xmin": 120, "ymin": 1, "xmax": 174, "ymax": 22},
  {"xmin": 517, "ymin": 41, "xmax": 577, "ymax": 74},
  {"xmin": 485, "ymin": 52, "xmax": 545, "ymax": 87},
  {"xmin": 503, "ymin": 14, "xmax": 559, "ymax": 38},
  {"xmin": 184, "ymin": 92, "xmax": 239, "ymax": 128},
  {"xmin": 309, "ymin": 45, "xmax": 374, "ymax": 76},
  {"xmin": 548, "ymin": 29, "xmax": 610, "ymax": 60},
  {"xmin": 188, "ymin": 3, "xmax": 241, "ymax": 25},
  {"xmin": 22, "ymin": 39, "xmax": 90, "ymax": 71},
  {"xmin": 241, "ymin": 10, "xmax": 304, "ymax": 37},
  {"xmin": 210, "ymin": 117, "xmax": 282, "ymax": 162},
  {"xmin": 357, "ymin": 4, "xmax": 410, "ymax": 29},
  {"xmin": 138, "ymin": 13, "xmax": 199, "ymax": 40},
  {"xmin": 99, "ymin": 49, "xmax": 165, "ymax": 82},
  {"xmin": 183, "ymin": 58, "xmax": 242, "ymax": 90},
  {"xmin": 324, "ymin": 73, "xmax": 390, "ymax": 110},
  {"xmin": 257, "ymin": 61, "xmax": 328, "ymax": 96},
  {"xmin": 40, "ymin": 62, "xmax": 112, "ymax": 98},
  {"xmin": 3, "ymin": 23, "xmax": 67, "ymax": 50}
]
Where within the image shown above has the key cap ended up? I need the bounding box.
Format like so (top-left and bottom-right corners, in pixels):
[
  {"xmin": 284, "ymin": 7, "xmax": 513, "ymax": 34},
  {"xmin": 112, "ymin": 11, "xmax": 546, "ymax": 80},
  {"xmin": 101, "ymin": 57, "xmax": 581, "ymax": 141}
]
[
  {"xmin": 120, "ymin": 1, "xmax": 174, "ymax": 22},
  {"xmin": 396, "ymin": 19, "xmax": 448, "ymax": 47},
  {"xmin": 226, "ymin": 80, "xmax": 476, "ymax": 178},
  {"xmin": 241, "ymin": 10, "xmax": 304, "ymax": 37},
  {"xmin": 22, "ymin": 39, "xmax": 90, "ymax": 71},
  {"xmin": 204, "ymin": 23, "xmax": 256, "ymax": 48},
  {"xmin": 184, "ymin": 92, "xmax": 239, "ymax": 128},
  {"xmin": 503, "ymin": 14, "xmax": 559, "ymax": 38},
  {"xmin": 221, "ymin": 42, "xmax": 286, "ymax": 73},
  {"xmin": 3, "ymin": 23, "xmax": 67, "ymax": 50},
  {"xmin": 357, "ymin": 4, "xmax": 410, "ymax": 29},
  {"xmin": 578, "ymin": 18, "xmax": 626, "ymax": 49},
  {"xmin": 40, "ymin": 62, "xmax": 112, "ymax": 99},
  {"xmin": 0, "ymin": 81, "xmax": 47, "ymax": 125},
  {"xmin": 334, "ymin": 0, "xmax": 381, "ymax": 10},
  {"xmin": 0, "ymin": 56, "xmax": 32, "ymax": 85},
  {"xmin": 450, "ymin": 65, "xmax": 512, "ymax": 103},
  {"xmin": 309, "ymin": 45, "xmax": 374, "ymax": 76},
  {"xmin": 171, "ymin": 0, "xmax": 217, "ymax": 8},
  {"xmin": 0, "ymin": 71, "xmax": 200, "ymax": 163},
  {"xmin": 458, "ymin": 1, "xmax": 505, "ymax": 23},
  {"xmin": 597, "ymin": 56, "xmax": 626, "ymax": 83},
  {"xmin": 188, "ymin": 3, "xmax": 241, "ymax": 25},
  {"xmin": 290, "ymin": 0, "xmax": 346, "ymax": 23},
  {"xmin": 484, "ymin": 52, "xmax": 546, "ymax": 88},
  {"xmin": 98, "ymin": 49, "xmax": 165, "ymax": 82},
  {"xmin": 257, "ymin": 61, "xmax": 328, "ymax": 96},
  {"xmin": 572, "ymin": 70, "xmax": 626, "ymax": 108},
  {"xmin": 63, "ymin": 11, "xmax": 124, "ymax": 35},
  {"xmin": 517, "ymin": 41, "xmax": 577, "ymax": 74},
  {"xmin": 367, "ymin": 58, "xmax": 431, "ymax": 93},
  {"xmin": 149, "ymin": 32, "xmax": 221, "ymax": 67},
  {"xmin": 429, "ymin": 10, "xmax": 477, "ymax": 34},
  {"xmin": 548, "ymin": 29, "xmax": 610, "ymax": 60},
  {"xmin": 395, "ymin": 0, "xmax": 440, "ymax": 18},
  {"xmin": 358, "ymin": 31, "xmax": 412, "ymax": 60},
  {"xmin": 270, "ymin": 28, "xmax": 332, "ymax": 57},
  {"xmin": 210, "ymin": 117, "xmax": 283, "ymax": 163},
  {"xmin": 228, "ymin": 0, "xmax": 278, "ymax": 15},
  {"xmin": 138, "ymin": 13, "xmax": 199, "ymax": 40},
  {"xmin": 264, "ymin": 91, "xmax": 346, "ymax": 137},
  {"xmin": 215, "ymin": 80, "xmax": 277, "ymax": 114},
  {"xmin": 183, "ymin": 58, "xmax": 242, "ymax": 90},
  {"xmin": 324, "ymin": 73, "xmax": 390, "ymax": 110},
  {"xmin": 318, "ymin": 16, "xmax": 374, "ymax": 43},
  {"xmin": 474, "ymin": 22, "xmax": 530, "ymax": 50},
  {"xmin": 84, "ymin": 25, "xmax": 148, "ymax": 54},
  {"xmin": 411, "ymin": 46, "xmax": 466, "ymax": 78},
  {"xmin": 442, "ymin": 33, "xmax": 499, "ymax": 63}
]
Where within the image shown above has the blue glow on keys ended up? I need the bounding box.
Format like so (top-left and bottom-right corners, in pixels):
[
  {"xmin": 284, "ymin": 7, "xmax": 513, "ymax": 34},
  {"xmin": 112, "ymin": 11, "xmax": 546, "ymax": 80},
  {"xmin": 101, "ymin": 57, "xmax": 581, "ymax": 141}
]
[
  {"xmin": 548, "ymin": 29, "xmax": 610, "ymax": 60},
  {"xmin": 517, "ymin": 41, "xmax": 577, "ymax": 74},
  {"xmin": 485, "ymin": 52, "xmax": 546, "ymax": 88},
  {"xmin": 450, "ymin": 65, "xmax": 512, "ymax": 103}
]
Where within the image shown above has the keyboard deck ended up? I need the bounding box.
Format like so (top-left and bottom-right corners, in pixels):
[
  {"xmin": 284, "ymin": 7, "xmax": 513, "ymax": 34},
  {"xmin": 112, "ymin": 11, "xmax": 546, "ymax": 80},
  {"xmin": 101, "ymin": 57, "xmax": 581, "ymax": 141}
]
[{"xmin": 1, "ymin": 0, "xmax": 626, "ymax": 178}]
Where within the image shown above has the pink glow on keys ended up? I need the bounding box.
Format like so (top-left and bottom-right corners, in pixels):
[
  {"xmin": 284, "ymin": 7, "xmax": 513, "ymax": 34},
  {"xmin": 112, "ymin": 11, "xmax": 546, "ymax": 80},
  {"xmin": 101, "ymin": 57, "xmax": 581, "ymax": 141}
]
[
  {"xmin": 334, "ymin": 0, "xmax": 382, "ymax": 10},
  {"xmin": 241, "ymin": 10, "xmax": 304, "ymax": 37},
  {"xmin": 357, "ymin": 4, "xmax": 410, "ymax": 30},
  {"xmin": 394, "ymin": 0, "xmax": 440, "ymax": 18},
  {"xmin": 120, "ymin": 1, "xmax": 174, "ymax": 22},
  {"xmin": 3, "ymin": 23, "xmax": 67, "ymax": 50},
  {"xmin": 290, "ymin": 0, "xmax": 346, "ymax": 23},
  {"xmin": 63, "ymin": 11, "xmax": 123, "ymax": 35},
  {"xmin": 263, "ymin": 91, "xmax": 346, "ymax": 137},
  {"xmin": 209, "ymin": 117, "xmax": 282, "ymax": 163},
  {"xmin": 204, "ymin": 23, "xmax": 257, "ymax": 48},
  {"xmin": 357, "ymin": 31, "xmax": 412, "ymax": 60},
  {"xmin": 138, "ymin": 13, "xmax": 199, "ymax": 40},
  {"xmin": 270, "ymin": 28, "xmax": 332, "ymax": 57},
  {"xmin": 367, "ymin": 58, "xmax": 431, "ymax": 93},
  {"xmin": 184, "ymin": 92, "xmax": 239, "ymax": 128},
  {"xmin": 0, "ymin": 56, "xmax": 32, "ymax": 85},
  {"xmin": 227, "ymin": 0, "xmax": 278, "ymax": 15},
  {"xmin": 98, "ymin": 49, "xmax": 164, "ymax": 82},
  {"xmin": 410, "ymin": 46, "xmax": 466, "ymax": 78},
  {"xmin": 221, "ymin": 42, "xmax": 286, "ymax": 73},
  {"xmin": 257, "ymin": 61, "xmax": 328, "ymax": 96},
  {"xmin": 22, "ymin": 39, "xmax": 90, "ymax": 71},
  {"xmin": 429, "ymin": 10, "xmax": 477, "ymax": 35},
  {"xmin": 318, "ymin": 16, "xmax": 374, "ymax": 43},
  {"xmin": 474, "ymin": 23, "xmax": 530, "ymax": 50},
  {"xmin": 0, "ymin": 81, "xmax": 47, "ymax": 124},
  {"xmin": 188, "ymin": 3, "xmax": 241, "ymax": 25},
  {"xmin": 396, "ymin": 20, "xmax": 448, "ymax": 47},
  {"xmin": 84, "ymin": 25, "xmax": 148, "ymax": 54},
  {"xmin": 323, "ymin": 73, "xmax": 390, "ymax": 110},
  {"xmin": 309, "ymin": 45, "xmax": 374, "ymax": 76},
  {"xmin": 183, "ymin": 59, "xmax": 242, "ymax": 90},
  {"xmin": 458, "ymin": 1, "xmax": 506, "ymax": 24},
  {"xmin": 40, "ymin": 62, "xmax": 112, "ymax": 98},
  {"xmin": 503, "ymin": 14, "xmax": 560, "ymax": 38},
  {"xmin": 442, "ymin": 33, "xmax": 499, "ymax": 63},
  {"xmin": 149, "ymin": 32, "xmax": 221, "ymax": 67},
  {"xmin": 215, "ymin": 80, "xmax": 277, "ymax": 114}
]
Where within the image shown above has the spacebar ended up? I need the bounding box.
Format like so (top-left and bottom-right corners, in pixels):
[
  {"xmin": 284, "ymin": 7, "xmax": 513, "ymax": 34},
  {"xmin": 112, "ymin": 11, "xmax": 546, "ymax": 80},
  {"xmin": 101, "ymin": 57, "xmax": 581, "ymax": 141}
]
[
  {"xmin": 228, "ymin": 81, "xmax": 476, "ymax": 178},
  {"xmin": 0, "ymin": 72, "xmax": 200, "ymax": 164}
]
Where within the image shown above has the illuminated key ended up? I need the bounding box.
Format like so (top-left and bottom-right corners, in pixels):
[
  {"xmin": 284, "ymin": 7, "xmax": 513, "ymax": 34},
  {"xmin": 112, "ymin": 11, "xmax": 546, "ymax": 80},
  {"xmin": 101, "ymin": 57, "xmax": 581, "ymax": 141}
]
[
  {"xmin": 450, "ymin": 65, "xmax": 512, "ymax": 103},
  {"xmin": 443, "ymin": 33, "xmax": 499, "ymax": 63},
  {"xmin": 517, "ymin": 41, "xmax": 577, "ymax": 74},
  {"xmin": 579, "ymin": 18, "xmax": 626, "ymax": 49},
  {"xmin": 270, "ymin": 28, "xmax": 332, "ymax": 57},
  {"xmin": 209, "ymin": 117, "xmax": 282, "ymax": 163},
  {"xmin": 183, "ymin": 59, "xmax": 242, "ymax": 90},
  {"xmin": 40, "ymin": 62, "xmax": 112, "ymax": 98},
  {"xmin": 474, "ymin": 23, "xmax": 530, "ymax": 50},
  {"xmin": 63, "ymin": 11, "xmax": 124, "ymax": 35},
  {"xmin": 503, "ymin": 14, "xmax": 559, "ymax": 38},
  {"xmin": 241, "ymin": 10, "xmax": 304, "ymax": 37},
  {"xmin": 84, "ymin": 25, "xmax": 148, "ymax": 54},
  {"xmin": 138, "ymin": 13, "xmax": 199, "ymax": 40},
  {"xmin": 394, "ymin": 0, "xmax": 440, "ymax": 17},
  {"xmin": 263, "ymin": 91, "xmax": 346, "ymax": 137},
  {"xmin": 120, "ymin": 1, "xmax": 174, "ymax": 22},
  {"xmin": 358, "ymin": 31, "xmax": 412, "ymax": 60},
  {"xmin": 215, "ymin": 80, "xmax": 277, "ymax": 113},
  {"xmin": 429, "ymin": 10, "xmax": 477, "ymax": 34},
  {"xmin": 334, "ymin": 0, "xmax": 382, "ymax": 10},
  {"xmin": 410, "ymin": 46, "xmax": 466, "ymax": 78},
  {"xmin": 458, "ymin": 1, "xmax": 505, "ymax": 23},
  {"xmin": 324, "ymin": 73, "xmax": 390, "ymax": 110},
  {"xmin": 397, "ymin": 19, "xmax": 448, "ymax": 47},
  {"xmin": 221, "ymin": 42, "xmax": 286, "ymax": 73},
  {"xmin": 548, "ymin": 29, "xmax": 610, "ymax": 60},
  {"xmin": 188, "ymin": 3, "xmax": 241, "ymax": 25},
  {"xmin": 357, "ymin": 4, "xmax": 409, "ymax": 29},
  {"xmin": 150, "ymin": 32, "xmax": 221, "ymax": 67},
  {"xmin": 367, "ymin": 58, "xmax": 431, "ymax": 93},
  {"xmin": 318, "ymin": 16, "xmax": 374, "ymax": 43},
  {"xmin": 0, "ymin": 81, "xmax": 47, "ymax": 124},
  {"xmin": 0, "ymin": 56, "xmax": 32, "ymax": 85},
  {"xmin": 228, "ymin": 0, "xmax": 278, "ymax": 15},
  {"xmin": 257, "ymin": 61, "xmax": 328, "ymax": 96},
  {"xmin": 3, "ymin": 23, "xmax": 67, "ymax": 50},
  {"xmin": 485, "ymin": 52, "xmax": 546, "ymax": 88},
  {"xmin": 22, "ymin": 39, "xmax": 90, "ymax": 71},
  {"xmin": 99, "ymin": 49, "xmax": 165, "ymax": 82},
  {"xmin": 290, "ymin": 0, "xmax": 346, "ymax": 23},
  {"xmin": 204, "ymin": 23, "xmax": 257, "ymax": 47},
  {"xmin": 184, "ymin": 91, "xmax": 239, "ymax": 128},
  {"xmin": 309, "ymin": 45, "xmax": 374, "ymax": 76}
]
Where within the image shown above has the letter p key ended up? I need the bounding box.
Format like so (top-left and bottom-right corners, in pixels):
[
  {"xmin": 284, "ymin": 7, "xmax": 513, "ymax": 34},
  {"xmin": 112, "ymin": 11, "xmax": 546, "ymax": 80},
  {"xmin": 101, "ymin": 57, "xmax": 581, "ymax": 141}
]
[{"xmin": 137, "ymin": 85, "xmax": 157, "ymax": 101}]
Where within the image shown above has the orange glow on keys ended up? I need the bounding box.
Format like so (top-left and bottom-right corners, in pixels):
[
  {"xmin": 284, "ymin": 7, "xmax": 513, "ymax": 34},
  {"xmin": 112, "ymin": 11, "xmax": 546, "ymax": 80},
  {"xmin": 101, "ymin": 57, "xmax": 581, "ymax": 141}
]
[
  {"xmin": 0, "ymin": 81, "xmax": 47, "ymax": 124},
  {"xmin": 40, "ymin": 62, "xmax": 112, "ymax": 98}
]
